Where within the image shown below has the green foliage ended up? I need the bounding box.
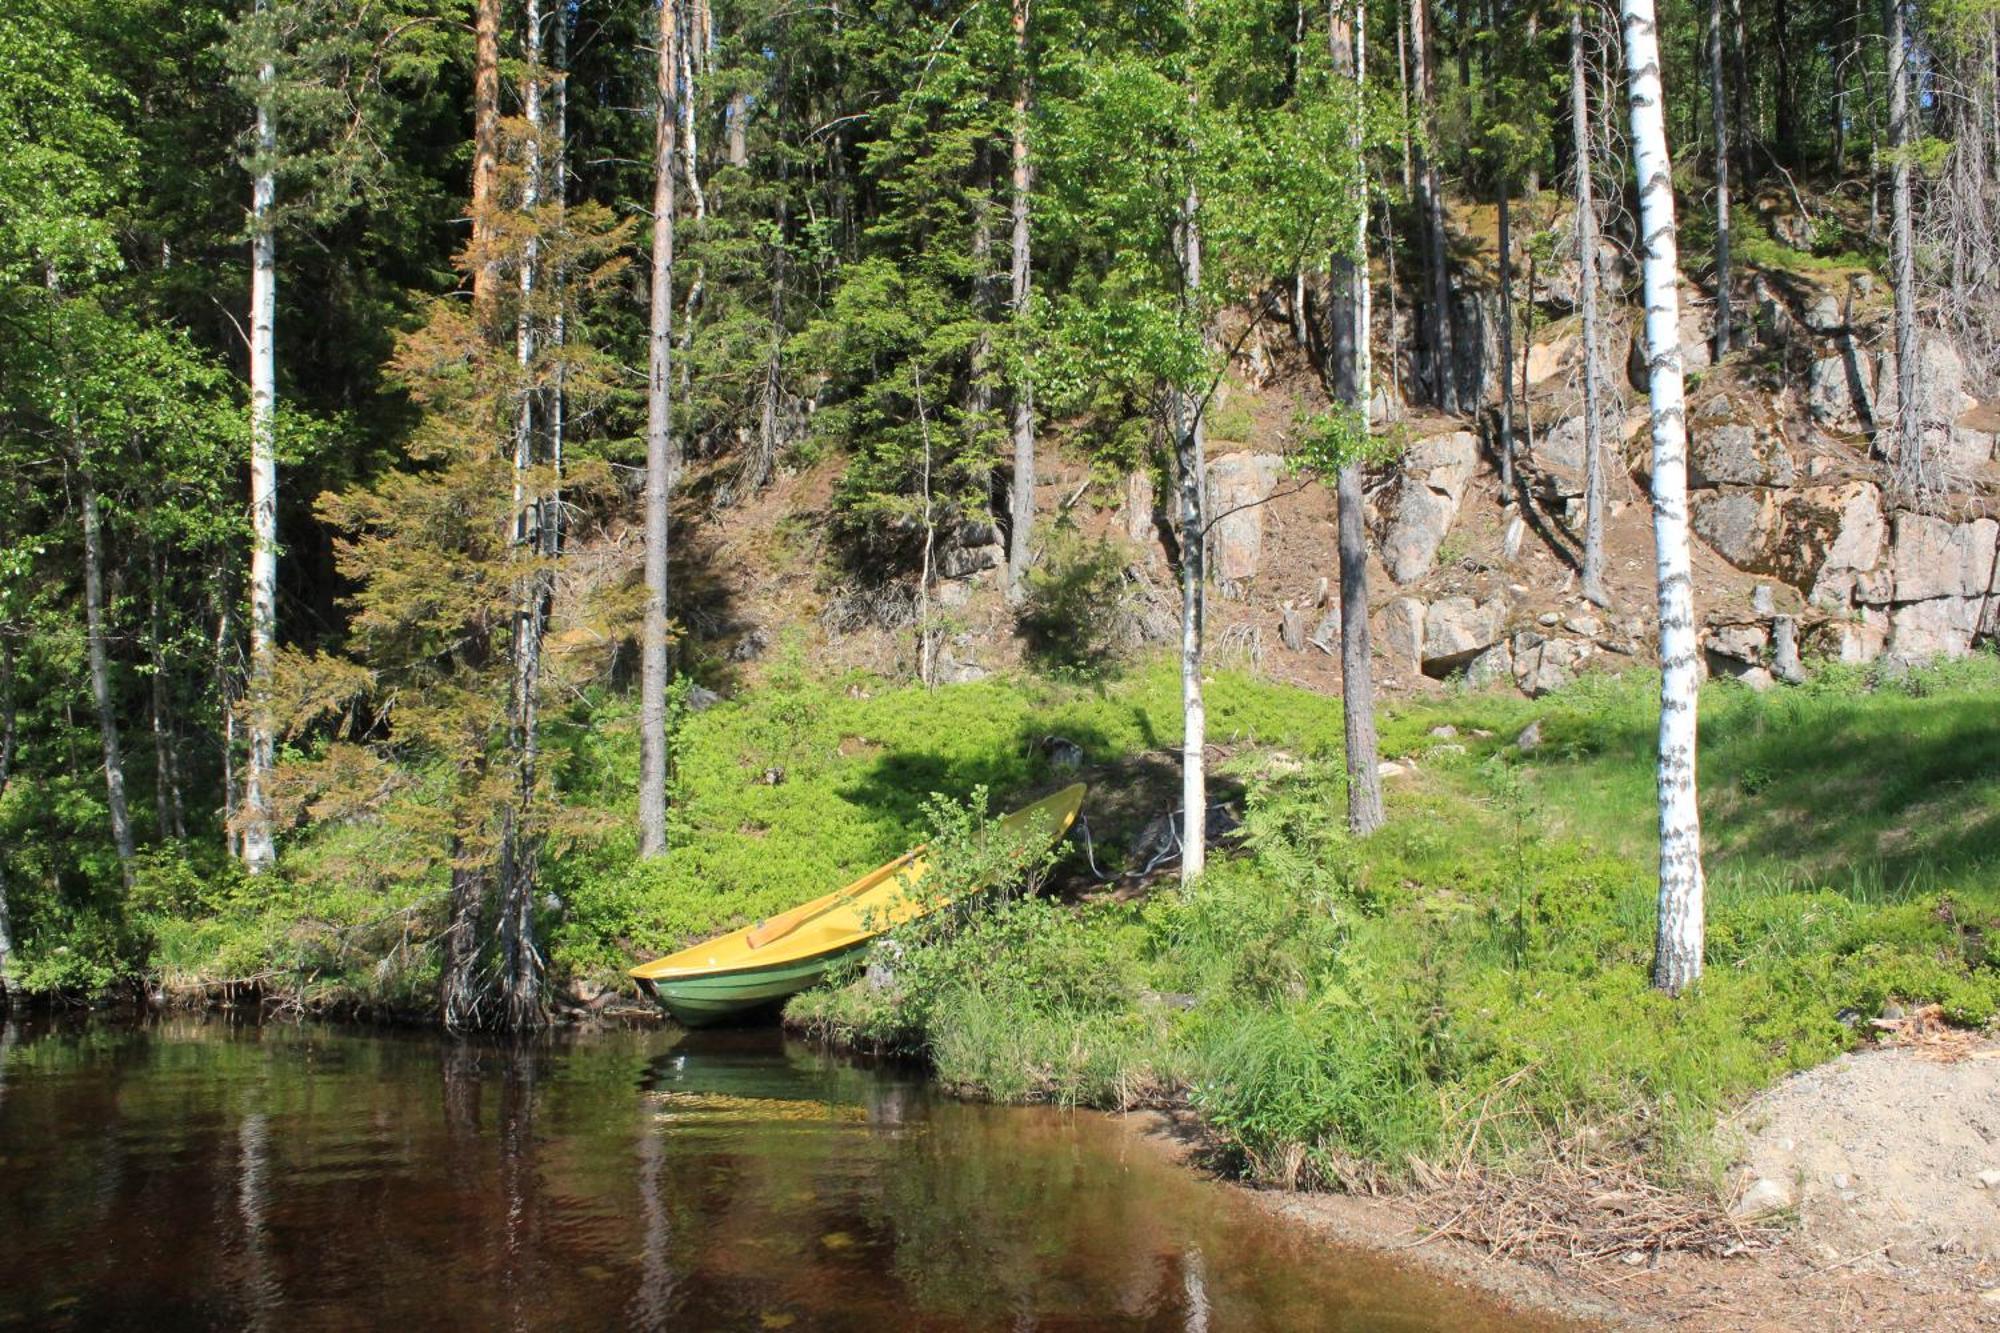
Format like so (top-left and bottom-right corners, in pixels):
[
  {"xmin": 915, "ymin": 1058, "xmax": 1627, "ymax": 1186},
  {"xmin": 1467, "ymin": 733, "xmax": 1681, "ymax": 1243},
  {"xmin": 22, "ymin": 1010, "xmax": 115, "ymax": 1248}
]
[
  {"xmin": 783, "ymin": 655, "xmax": 2000, "ymax": 1191},
  {"xmin": 1015, "ymin": 532, "xmax": 1137, "ymax": 675}
]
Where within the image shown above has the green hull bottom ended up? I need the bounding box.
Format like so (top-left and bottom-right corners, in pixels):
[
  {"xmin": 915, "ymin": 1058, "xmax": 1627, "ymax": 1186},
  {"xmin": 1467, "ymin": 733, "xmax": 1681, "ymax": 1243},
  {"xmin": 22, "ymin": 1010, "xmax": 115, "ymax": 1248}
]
[{"xmin": 637, "ymin": 943, "xmax": 866, "ymax": 1027}]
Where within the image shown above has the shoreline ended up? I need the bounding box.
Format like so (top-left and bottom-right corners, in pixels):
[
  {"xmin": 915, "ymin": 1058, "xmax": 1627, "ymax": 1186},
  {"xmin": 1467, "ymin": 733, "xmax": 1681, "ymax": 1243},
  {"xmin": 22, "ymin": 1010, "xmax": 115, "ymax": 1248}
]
[
  {"xmin": 1116, "ymin": 1107, "xmax": 2000, "ymax": 1332},
  {"xmin": 15, "ymin": 996, "xmax": 2000, "ymax": 1328}
]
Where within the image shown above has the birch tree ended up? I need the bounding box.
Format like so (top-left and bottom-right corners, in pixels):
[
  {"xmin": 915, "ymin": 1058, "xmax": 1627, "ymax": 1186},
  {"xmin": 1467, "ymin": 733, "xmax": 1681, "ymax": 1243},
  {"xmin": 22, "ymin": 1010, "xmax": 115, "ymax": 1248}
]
[
  {"xmin": 1175, "ymin": 169, "xmax": 1209, "ymax": 882},
  {"xmin": 241, "ymin": 6, "xmax": 279, "ymax": 873},
  {"xmin": 224, "ymin": 0, "xmax": 451, "ymax": 873},
  {"xmin": 1620, "ymin": 0, "xmax": 1707, "ymax": 992}
]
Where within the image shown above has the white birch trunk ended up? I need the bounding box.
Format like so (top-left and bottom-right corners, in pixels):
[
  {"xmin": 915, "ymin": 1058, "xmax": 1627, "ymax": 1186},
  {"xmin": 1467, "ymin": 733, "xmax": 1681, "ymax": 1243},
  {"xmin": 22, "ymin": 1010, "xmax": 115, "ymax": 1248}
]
[
  {"xmin": 501, "ymin": 0, "xmax": 550, "ymax": 1031},
  {"xmin": 547, "ymin": 3, "xmax": 567, "ymax": 559},
  {"xmin": 241, "ymin": 29, "xmax": 279, "ymax": 875},
  {"xmin": 638, "ymin": 0, "xmax": 679, "ymax": 859},
  {"xmin": 1621, "ymin": 0, "xmax": 1707, "ymax": 993},
  {"xmin": 1178, "ymin": 179, "xmax": 1207, "ymax": 883}
]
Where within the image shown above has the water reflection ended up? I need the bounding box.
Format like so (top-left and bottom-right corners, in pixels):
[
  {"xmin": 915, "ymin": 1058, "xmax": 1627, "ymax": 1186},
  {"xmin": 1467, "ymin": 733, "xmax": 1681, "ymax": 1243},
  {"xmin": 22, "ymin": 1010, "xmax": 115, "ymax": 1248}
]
[{"xmin": 0, "ymin": 1016, "xmax": 1567, "ymax": 1332}]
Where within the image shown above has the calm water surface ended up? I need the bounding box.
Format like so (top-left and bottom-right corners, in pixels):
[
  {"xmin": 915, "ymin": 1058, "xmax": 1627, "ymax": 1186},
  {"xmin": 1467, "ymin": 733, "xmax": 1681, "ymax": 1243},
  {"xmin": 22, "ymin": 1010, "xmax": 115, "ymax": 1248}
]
[{"xmin": 0, "ymin": 1016, "xmax": 1565, "ymax": 1331}]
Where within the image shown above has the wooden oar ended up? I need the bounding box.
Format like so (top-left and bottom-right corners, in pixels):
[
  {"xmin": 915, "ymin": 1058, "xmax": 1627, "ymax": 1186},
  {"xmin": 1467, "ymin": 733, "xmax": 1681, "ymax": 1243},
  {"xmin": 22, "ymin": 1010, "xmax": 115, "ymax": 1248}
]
[{"xmin": 743, "ymin": 846, "xmax": 924, "ymax": 950}]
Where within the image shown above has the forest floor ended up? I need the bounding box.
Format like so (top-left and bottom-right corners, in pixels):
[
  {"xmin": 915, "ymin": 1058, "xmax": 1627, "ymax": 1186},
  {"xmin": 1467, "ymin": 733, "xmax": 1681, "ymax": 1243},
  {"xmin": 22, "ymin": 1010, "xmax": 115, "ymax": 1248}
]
[{"xmin": 1128, "ymin": 1074, "xmax": 2000, "ymax": 1332}]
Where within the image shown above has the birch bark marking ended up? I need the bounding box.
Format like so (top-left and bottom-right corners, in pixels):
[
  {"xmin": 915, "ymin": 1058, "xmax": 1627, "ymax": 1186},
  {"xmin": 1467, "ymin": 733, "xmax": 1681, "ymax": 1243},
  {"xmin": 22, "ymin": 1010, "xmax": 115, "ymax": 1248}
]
[
  {"xmin": 500, "ymin": 0, "xmax": 551, "ymax": 1032},
  {"xmin": 1178, "ymin": 180, "xmax": 1208, "ymax": 882},
  {"xmin": 1886, "ymin": 0, "xmax": 1923, "ymax": 494},
  {"xmin": 1621, "ymin": 0, "xmax": 1706, "ymax": 993},
  {"xmin": 1005, "ymin": 0, "xmax": 1036, "ymax": 603},
  {"xmin": 638, "ymin": 0, "xmax": 680, "ymax": 859},
  {"xmin": 1574, "ymin": 5, "xmax": 1609, "ymax": 607},
  {"xmin": 242, "ymin": 13, "xmax": 279, "ymax": 874}
]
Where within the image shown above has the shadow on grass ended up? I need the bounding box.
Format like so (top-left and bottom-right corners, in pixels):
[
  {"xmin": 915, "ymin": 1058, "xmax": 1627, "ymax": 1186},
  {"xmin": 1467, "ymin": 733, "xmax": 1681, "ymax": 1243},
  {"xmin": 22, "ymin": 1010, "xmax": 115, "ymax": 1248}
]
[
  {"xmin": 831, "ymin": 715, "xmax": 1244, "ymax": 890},
  {"xmin": 1523, "ymin": 671, "xmax": 2000, "ymax": 902}
]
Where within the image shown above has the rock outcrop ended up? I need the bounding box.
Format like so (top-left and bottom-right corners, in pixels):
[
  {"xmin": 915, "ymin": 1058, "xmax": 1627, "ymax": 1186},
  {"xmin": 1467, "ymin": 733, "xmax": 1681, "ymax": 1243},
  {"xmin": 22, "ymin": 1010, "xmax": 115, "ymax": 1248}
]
[
  {"xmin": 1205, "ymin": 451, "xmax": 1286, "ymax": 594},
  {"xmin": 1380, "ymin": 431, "xmax": 1480, "ymax": 583}
]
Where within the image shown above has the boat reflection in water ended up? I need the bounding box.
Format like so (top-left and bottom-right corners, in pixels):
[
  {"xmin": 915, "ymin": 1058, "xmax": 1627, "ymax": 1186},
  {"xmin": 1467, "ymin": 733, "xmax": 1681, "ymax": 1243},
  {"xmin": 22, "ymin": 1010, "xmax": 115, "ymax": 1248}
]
[{"xmin": 0, "ymin": 1016, "xmax": 1568, "ymax": 1331}]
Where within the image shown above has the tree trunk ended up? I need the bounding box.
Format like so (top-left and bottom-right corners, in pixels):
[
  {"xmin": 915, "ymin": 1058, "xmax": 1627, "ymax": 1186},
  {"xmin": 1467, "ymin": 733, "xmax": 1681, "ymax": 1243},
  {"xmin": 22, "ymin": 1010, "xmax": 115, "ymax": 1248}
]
[
  {"xmin": 1396, "ymin": 8, "xmax": 1414, "ymax": 192},
  {"xmin": 1832, "ymin": 8, "xmax": 1851, "ymax": 174},
  {"xmin": 1349, "ymin": 0, "xmax": 1373, "ymax": 410},
  {"xmin": 1498, "ymin": 178, "xmax": 1515, "ymax": 491},
  {"xmin": 1005, "ymin": 0, "xmax": 1036, "ymax": 603},
  {"xmin": 441, "ymin": 0, "xmax": 505, "ymax": 1027},
  {"xmin": 1337, "ymin": 464, "xmax": 1383, "ymax": 833},
  {"xmin": 1524, "ymin": 5, "xmax": 1541, "ymax": 198},
  {"xmin": 1621, "ymin": 0, "xmax": 1706, "ymax": 994},
  {"xmin": 1772, "ymin": 0, "xmax": 1797, "ymax": 160},
  {"xmin": 1333, "ymin": 0, "xmax": 1384, "ymax": 836},
  {"xmin": 242, "ymin": 25, "xmax": 279, "ymax": 874},
  {"xmin": 727, "ymin": 90, "xmax": 748, "ymax": 169},
  {"xmin": 1708, "ymin": 0, "xmax": 1732, "ymax": 357},
  {"xmin": 1727, "ymin": 0, "xmax": 1750, "ymax": 188},
  {"xmin": 969, "ymin": 150, "xmax": 995, "ymax": 489},
  {"xmin": 638, "ymin": 0, "xmax": 680, "ymax": 859},
  {"xmin": 148, "ymin": 551, "xmax": 187, "ymax": 842},
  {"xmin": 1177, "ymin": 180, "xmax": 1208, "ymax": 883},
  {"xmin": 78, "ymin": 461, "xmax": 137, "ymax": 887},
  {"xmin": 1410, "ymin": 0, "xmax": 1459, "ymax": 412},
  {"xmin": 499, "ymin": 0, "xmax": 550, "ymax": 1032},
  {"xmin": 915, "ymin": 368, "xmax": 939, "ymax": 687},
  {"xmin": 1886, "ymin": 0, "xmax": 1923, "ymax": 494},
  {"xmin": 212, "ymin": 579, "xmax": 239, "ymax": 859},
  {"xmin": 547, "ymin": 0, "xmax": 567, "ymax": 560},
  {"xmin": 440, "ymin": 842, "xmax": 488, "ymax": 1029},
  {"xmin": 0, "ymin": 638, "xmax": 16, "ymax": 973},
  {"xmin": 471, "ymin": 0, "xmax": 502, "ymax": 327},
  {"xmin": 1574, "ymin": 6, "xmax": 1610, "ymax": 608}
]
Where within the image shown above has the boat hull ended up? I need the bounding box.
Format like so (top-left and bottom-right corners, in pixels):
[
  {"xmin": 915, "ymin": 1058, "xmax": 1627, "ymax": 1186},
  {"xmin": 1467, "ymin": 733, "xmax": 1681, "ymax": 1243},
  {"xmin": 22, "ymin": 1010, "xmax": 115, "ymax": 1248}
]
[
  {"xmin": 628, "ymin": 784, "xmax": 1086, "ymax": 1027},
  {"xmin": 635, "ymin": 945, "xmax": 864, "ymax": 1026}
]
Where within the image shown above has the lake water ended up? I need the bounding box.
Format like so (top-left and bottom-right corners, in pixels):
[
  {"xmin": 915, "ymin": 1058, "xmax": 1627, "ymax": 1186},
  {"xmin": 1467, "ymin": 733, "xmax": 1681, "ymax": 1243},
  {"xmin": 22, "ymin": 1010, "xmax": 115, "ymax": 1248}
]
[{"xmin": 0, "ymin": 1015, "xmax": 1563, "ymax": 1330}]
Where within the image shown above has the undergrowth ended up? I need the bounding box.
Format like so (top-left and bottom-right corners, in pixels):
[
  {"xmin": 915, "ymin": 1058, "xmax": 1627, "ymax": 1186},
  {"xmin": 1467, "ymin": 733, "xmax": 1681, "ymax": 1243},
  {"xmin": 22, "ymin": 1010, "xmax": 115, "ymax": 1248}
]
[
  {"xmin": 11, "ymin": 648, "xmax": 2000, "ymax": 1197},
  {"xmin": 791, "ymin": 655, "xmax": 2000, "ymax": 1191}
]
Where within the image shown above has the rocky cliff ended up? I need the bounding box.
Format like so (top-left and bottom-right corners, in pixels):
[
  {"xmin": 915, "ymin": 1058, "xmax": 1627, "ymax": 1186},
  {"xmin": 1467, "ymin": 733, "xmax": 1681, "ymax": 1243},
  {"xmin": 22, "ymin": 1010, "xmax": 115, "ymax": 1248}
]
[{"xmin": 668, "ymin": 217, "xmax": 1999, "ymax": 704}]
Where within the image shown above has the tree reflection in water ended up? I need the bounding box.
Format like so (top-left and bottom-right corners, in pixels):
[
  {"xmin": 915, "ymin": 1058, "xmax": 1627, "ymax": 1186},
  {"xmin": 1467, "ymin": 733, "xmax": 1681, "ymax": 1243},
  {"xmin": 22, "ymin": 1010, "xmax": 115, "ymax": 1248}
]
[{"xmin": 0, "ymin": 1018, "xmax": 1562, "ymax": 1332}]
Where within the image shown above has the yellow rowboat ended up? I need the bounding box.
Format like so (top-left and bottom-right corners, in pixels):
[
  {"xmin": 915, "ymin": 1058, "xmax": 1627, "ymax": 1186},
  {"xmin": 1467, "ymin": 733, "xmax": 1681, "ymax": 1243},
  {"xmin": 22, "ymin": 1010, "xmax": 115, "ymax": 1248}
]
[{"xmin": 629, "ymin": 784, "xmax": 1086, "ymax": 1026}]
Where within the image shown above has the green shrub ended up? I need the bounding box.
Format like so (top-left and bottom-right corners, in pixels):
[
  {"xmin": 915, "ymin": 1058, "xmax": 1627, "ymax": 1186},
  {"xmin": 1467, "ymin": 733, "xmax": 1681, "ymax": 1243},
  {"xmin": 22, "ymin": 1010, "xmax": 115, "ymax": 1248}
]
[{"xmin": 1015, "ymin": 532, "xmax": 1139, "ymax": 676}]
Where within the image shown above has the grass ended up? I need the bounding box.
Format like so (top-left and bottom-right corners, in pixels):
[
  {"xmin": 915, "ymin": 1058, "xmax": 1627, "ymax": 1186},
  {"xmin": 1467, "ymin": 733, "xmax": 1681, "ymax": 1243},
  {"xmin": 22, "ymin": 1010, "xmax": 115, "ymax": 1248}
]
[
  {"xmin": 28, "ymin": 645, "xmax": 2000, "ymax": 1197},
  {"xmin": 790, "ymin": 655, "xmax": 2000, "ymax": 1192}
]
